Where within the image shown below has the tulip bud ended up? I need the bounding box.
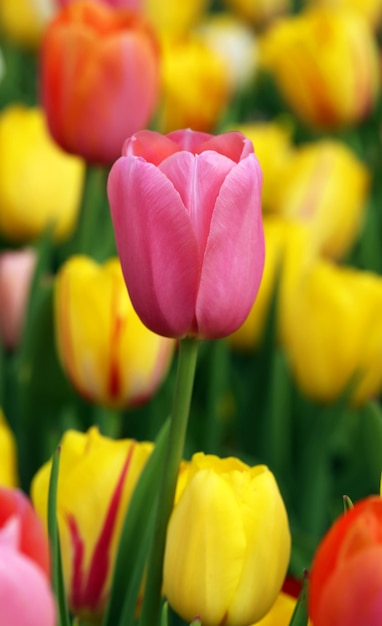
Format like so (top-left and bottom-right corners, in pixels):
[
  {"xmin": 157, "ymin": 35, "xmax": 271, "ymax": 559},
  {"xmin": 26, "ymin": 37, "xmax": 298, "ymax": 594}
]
[
  {"xmin": 309, "ymin": 496, "xmax": 382, "ymax": 626},
  {"xmin": 260, "ymin": 7, "xmax": 380, "ymax": 130},
  {"xmin": 269, "ymin": 139, "xmax": 370, "ymax": 260},
  {"xmin": 54, "ymin": 256, "xmax": 174, "ymax": 408},
  {"xmin": 158, "ymin": 36, "xmax": 230, "ymax": 134},
  {"xmin": 108, "ymin": 128, "xmax": 265, "ymax": 340},
  {"xmin": 0, "ymin": 105, "xmax": 84, "ymax": 243},
  {"xmin": 0, "ymin": 248, "xmax": 36, "ymax": 350},
  {"xmin": 281, "ymin": 259, "xmax": 382, "ymax": 405},
  {"xmin": 163, "ymin": 453, "xmax": 291, "ymax": 626},
  {"xmin": 41, "ymin": 0, "xmax": 160, "ymax": 164},
  {"xmin": 0, "ymin": 410, "xmax": 18, "ymax": 487},
  {"xmin": 31, "ymin": 427, "xmax": 154, "ymax": 620}
]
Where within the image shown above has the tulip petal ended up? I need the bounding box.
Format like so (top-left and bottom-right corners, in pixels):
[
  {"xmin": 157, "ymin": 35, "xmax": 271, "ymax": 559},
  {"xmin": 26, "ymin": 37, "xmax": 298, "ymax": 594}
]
[
  {"xmin": 164, "ymin": 469, "xmax": 246, "ymax": 626},
  {"xmin": 167, "ymin": 129, "xmax": 213, "ymax": 152},
  {"xmin": 108, "ymin": 156, "xmax": 200, "ymax": 337},
  {"xmin": 197, "ymin": 132, "xmax": 254, "ymax": 161},
  {"xmin": 159, "ymin": 151, "xmax": 234, "ymax": 256},
  {"xmin": 196, "ymin": 155, "xmax": 264, "ymax": 338},
  {"xmin": 123, "ymin": 130, "xmax": 181, "ymax": 164}
]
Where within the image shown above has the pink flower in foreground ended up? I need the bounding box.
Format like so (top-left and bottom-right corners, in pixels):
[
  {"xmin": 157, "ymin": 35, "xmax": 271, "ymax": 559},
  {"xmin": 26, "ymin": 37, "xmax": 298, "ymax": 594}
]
[
  {"xmin": 107, "ymin": 129, "xmax": 265, "ymax": 339},
  {"xmin": 0, "ymin": 248, "xmax": 36, "ymax": 350},
  {"xmin": 0, "ymin": 488, "xmax": 55, "ymax": 626}
]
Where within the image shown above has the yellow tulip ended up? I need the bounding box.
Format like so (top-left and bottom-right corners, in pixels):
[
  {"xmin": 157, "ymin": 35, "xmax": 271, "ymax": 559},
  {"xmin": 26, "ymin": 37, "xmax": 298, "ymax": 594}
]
[
  {"xmin": 260, "ymin": 7, "xmax": 380, "ymax": 129},
  {"xmin": 233, "ymin": 121, "xmax": 293, "ymax": 213},
  {"xmin": 0, "ymin": 0, "xmax": 54, "ymax": 48},
  {"xmin": 31, "ymin": 426, "xmax": 153, "ymax": 621},
  {"xmin": 195, "ymin": 13, "xmax": 259, "ymax": 93},
  {"xmin": 0, "ymin": 105, "xmax": 84, "ymax": 243},
  {"xmin": 269, "ymin": 139, "xmax": 370, "ymax": 259},
  {"xmin": 222, "ymin": 0, "xmax": 291, "ymax": 28},
  {"xmin": 163, "ymin": 453, "xmax": 291, "ymax": 626},
  {"xmin": 55, "ymin": 256, "xmax": 175, "ymax": 408},
  {"xmin": 143, "ymin": 0, "xmax": 209, "ymax": 39},
  {"xmin": 282, "ymin": 260, "xmax": 382, "ymax": 406},
  {"xmin": 310, "ymin": 0, "xmax": 382, "ymax": 30},
  {"xmin": 230, "ymin": 217, "xmax": 315, "ymax": 351},
  {"xmin": 158, "ymin": 36, "xmax": 230, "ymax": 133},
  {"xmin": 0, "ymin": 409, "xmax": 18, "ymax": 487},
  {"xmin": 252, "ymin": 591, "xmax": 296, "ymax": 625}
]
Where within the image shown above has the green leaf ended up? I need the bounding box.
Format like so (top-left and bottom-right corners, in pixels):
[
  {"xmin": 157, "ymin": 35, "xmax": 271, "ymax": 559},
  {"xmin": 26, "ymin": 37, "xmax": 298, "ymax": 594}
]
[
  {"xmin": 289, "ymin": 572, "xmax": 309, "ymax": 626},
  {"xmin": 102, "ymin": 419, "xmax": 170, "ymax": 626},
  {"xmin": 48, "ymin": 447, "xmax": 71, "ymax": 626}
]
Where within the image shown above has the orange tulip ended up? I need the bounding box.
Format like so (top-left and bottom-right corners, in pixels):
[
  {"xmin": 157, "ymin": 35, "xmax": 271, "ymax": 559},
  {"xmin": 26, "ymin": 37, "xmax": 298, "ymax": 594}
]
[
  {"xmin": 309, "ymin": 496, "xmax": 382, "ymax": 626},
  {"xmin": 41, "ymin": 0, "xmax": 160, "ymax": 164}
]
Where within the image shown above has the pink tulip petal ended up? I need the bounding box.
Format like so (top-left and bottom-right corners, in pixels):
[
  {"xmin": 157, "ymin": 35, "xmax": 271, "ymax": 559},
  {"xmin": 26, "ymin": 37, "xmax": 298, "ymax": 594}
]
[
  {"xmin": 0, "ymin": 548, "xmax": 55, "ymax": 626},
  {"xmin": 108, "ymin": 157, "xmax": 200, "ymax": 337},
  {"xmin": 197, "ymin": 132, "xmax": 255, "ymax": 161},
  {"xmin": 167, "ymin": 129, "xmax": 213, "ymax": 152},
  {"xmin": 196, "ymin": 155, "xmax": 264, "ymax": 338},
  {"xmin": 122, "ymin": 130, "xmax": 181, "ymax": 165},
  {"xmin": 159, "ymin": 151, "xmax": 235, "ymax": 257}
]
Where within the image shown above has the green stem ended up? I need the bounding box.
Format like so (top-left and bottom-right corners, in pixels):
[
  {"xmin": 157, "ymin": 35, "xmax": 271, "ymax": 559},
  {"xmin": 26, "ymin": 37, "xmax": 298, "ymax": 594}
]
[{"xmin": 139, "ymin": 337, "xmax": 199, "ymax": 626}]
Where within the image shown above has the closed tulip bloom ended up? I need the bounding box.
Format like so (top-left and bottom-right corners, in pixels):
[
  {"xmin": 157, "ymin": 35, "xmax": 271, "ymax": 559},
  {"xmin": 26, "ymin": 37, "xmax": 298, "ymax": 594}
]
[
  {"xmin": 0, "ymin": 105, "xmax": 84, "ymax": 243},
  {"xmin": 31, "ymin": 427, "xmax": 153, "ymax": 620},
  {"xmin": 41, "ymin": 0, "xmax": 160, "ymax": 164},
  {"xmin": 0, "ymin": 248, "xmax": 36, "ymax": 350},
  {"xmin": 282, "ymin": 260, "xmax": 382, "ymax": 405},
  {"xmin": 159, "ymin": 36, "xmax": 230, "ymax": 134},
  {"xmin": 0, "ymin": 515, "xmax": 55, "ymax": 626},
  {"xmin": 269, "ymin": 139, "xmax": 370, "ymax": 259},
  {"xmin": 0, "ymin": 410, "xmax": 18, "ymax": 487},
  {"xmin": 311, "ymin": 0, "xmax": 382, "ymax": 31},
  {"xmin": 143, "ymin": 0, "xmax": 209, "ymax": 39},
  {"xmin": 253, "ymin": 591, "xmax": 297, "ymax": 626},
  {"xmin": 260, "ymin": 7, "xmax": 380, "ymax": 129},
  {"xmin": 309, "ymin": 496, "xmax": 382, "ymax": 626},
  {"xmin": 163, "ymin": 453, "xmax": 291, "ymax": 626},
  {"xmin": 108, "ymin": 129, "xmax": 265, "ymax": 340},
  {"xmin": 55, "ymin": 256, "xmax": 174, "ymax": 408}
]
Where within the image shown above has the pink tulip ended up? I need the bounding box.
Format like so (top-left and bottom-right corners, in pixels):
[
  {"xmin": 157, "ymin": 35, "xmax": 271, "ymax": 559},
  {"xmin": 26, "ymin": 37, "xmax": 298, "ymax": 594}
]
[
  {"xmin": 0, "ymin": 489, "xmax": 55, "ymax": 626},
  {"xmin": 56, "ymin": 0, "xmax": 141, "ymax": 10},
  {"xmin": 0, "ymin": 249, "xmax": 36, "ymax": 350},
  {"xmin": 108, "ymin": 128, "xmax": 265, "ymax": 339}
]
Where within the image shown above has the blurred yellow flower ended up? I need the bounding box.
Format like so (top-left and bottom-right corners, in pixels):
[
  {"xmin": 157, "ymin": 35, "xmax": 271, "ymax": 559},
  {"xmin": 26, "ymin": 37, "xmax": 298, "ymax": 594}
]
[
  {"xmin": 0, "ymin": 105, "xmax": 84, "ymax": 243},
  {"xmin": 260, "ymin": 7, "xmax": 380, "ymax": 129},
  {"xmin": 222, "ymin": 0, "xmax": 291, "ymax": 28},
  {"xmin": 233, "ymin": 120, "xmax": 293, "ymax": 212},
  {"xmin": 269, "ymin": 139, "xmax": 370, "ymax": 259},
  {"xmin": 143, "ymin": 0, "xmax": 209, "ymax": 39},
  {"xmin": 31, "ymin": 426, "xmax": 153, "ymax": 620},
  {"xmin": 0, "ymin": 0, "xmax": 54, "ymax": 48},
  {"xmin": 282, "ymin": 260, "xmax": 382, "ymax": 406},
  {"xmin": 230, "ymin": 217, "xmax": 315, "ymax": 351},
  {"xmin": 163, "ymin": 453, "xmax": 291, "ymax": 626},
  {"xmin": 55, "ymin": 256, "xmax": 175, "ymax": 408},
  {"xmin": 0, "ymin": 409, "xmax": 18, "ymax": 487},
  {"xmin": 196, "ymin": 13, "xmax": 259, "ymax": 93},
  {"xmin": 158, "ymin": 36, "xmax": 230, "ymax": 133},
  {"xmin": 309, "ymin": 0, "xmax": 382, "ymax": 30}
]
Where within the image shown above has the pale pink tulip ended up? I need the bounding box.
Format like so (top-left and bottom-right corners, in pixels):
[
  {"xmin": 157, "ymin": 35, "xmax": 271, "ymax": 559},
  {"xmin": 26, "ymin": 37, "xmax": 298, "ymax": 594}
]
[
  {"xmin": 0, "ymin": 249, "xmax": 36, "ymax": 350},
  {"xmin": 0, "ymin": 516, "xmax": 55, "ymax": 626},
  {"xmin": 108, "ymin": 129, "xmax": 265, "ymax": 339}
]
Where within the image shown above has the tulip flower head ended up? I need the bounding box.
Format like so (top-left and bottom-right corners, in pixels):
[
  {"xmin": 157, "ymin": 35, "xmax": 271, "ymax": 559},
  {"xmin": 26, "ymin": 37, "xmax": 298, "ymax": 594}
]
[
  {"xmin": 108, "ymin": 128, "xmax": 265, "ymax": 340},
  {"xmin": 41, "ymin": 0, "xmax": 160, "ymax": 164},
  {"xmin": 32, "ymin": 427, "xmax": 154, "ymax": 620},
  {"xmin": 163, "ymin": 453, "xmax": 291, "ymax": 626},
  {"xmin": 55, "ymin": 256, "xmax": 174, "ymax": 408},
  {"xmin": 0, "ymin": 486, "xmax": 55, "ymax": 626},
  {"xmin": 309, "ymin": 496, "xmax": 382, "ymax": 626}
]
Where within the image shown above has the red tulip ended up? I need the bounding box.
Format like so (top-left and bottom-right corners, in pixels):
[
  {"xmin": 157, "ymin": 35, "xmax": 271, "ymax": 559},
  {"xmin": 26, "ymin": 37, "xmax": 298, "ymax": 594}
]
[
  {"xmin": 41, "ymin": 0, "xmax": 160, "ymax": 164},
  {"xmin": 309, "ymin": 496, "xmax": 382, "ymax": 626},
  {"xmin": 107, "ymin": 128, "xmax": 265, "ymax": 340}
]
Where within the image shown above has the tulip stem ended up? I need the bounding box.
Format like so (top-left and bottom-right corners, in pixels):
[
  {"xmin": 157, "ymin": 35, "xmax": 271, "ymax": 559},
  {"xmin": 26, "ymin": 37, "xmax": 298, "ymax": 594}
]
[{"xmin": 139, "ymin": 336, "xmax": 199, "ymax": 626}]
